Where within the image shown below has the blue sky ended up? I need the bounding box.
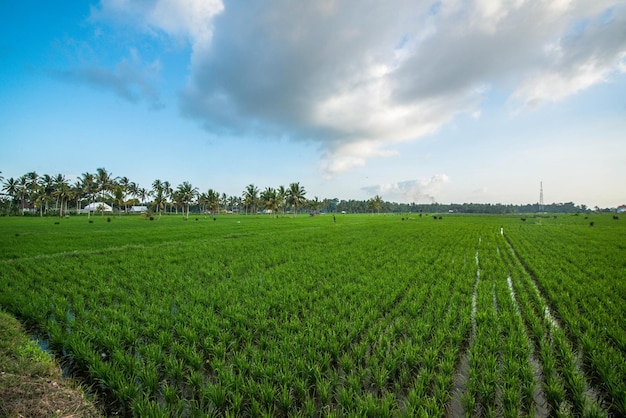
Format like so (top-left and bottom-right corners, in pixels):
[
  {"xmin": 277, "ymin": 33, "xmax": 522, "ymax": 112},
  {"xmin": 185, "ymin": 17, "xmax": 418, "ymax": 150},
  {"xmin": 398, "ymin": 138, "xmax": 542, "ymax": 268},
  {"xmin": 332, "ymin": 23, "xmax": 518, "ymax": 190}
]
[{"xmin": 1, "ymin": 1, "xmax": 625, "ymax": 208}]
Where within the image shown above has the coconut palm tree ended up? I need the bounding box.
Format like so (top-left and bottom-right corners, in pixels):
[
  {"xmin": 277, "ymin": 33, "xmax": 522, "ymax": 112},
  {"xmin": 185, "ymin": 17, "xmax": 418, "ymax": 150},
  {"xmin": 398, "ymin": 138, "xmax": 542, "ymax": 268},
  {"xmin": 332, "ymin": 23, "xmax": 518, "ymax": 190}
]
[
  {"xmin": 220, "ymin": 192, "xmax": 227, "ymax": 213},
  {"xmin": 95, "ymin": 167, "xmax": 115, "ymax": 216},
  {"xmin": 227, "ymin": 195, "xmax": 240, "ymax": 213},
  {"xmin": 52, "ymin": 174, "xmax": 68, "ymax": 215},
  {"xmin": 307, "ymin": 196, "xmax": 323, "ymax": 214},
  {"xmin": 25, "ymin": 171, "xmax": 39, "ymax": 202},
  {"xmin": 32, "ymin": 184, "xmax": 46, "ymax": 217},
  {"xmin": 17, "ymin": 176, "xmax": 28, "ymax": 214},
  {"xmin": 81, "ymin": 172, "xmax": 97, "ymax": 218},
  {"xmin": 287, "ymin": 182, "xmax": 306, "ymax": 217},
  {"xmin": 38, "ymin": 174, "xmax": 55, "ymax": 214},
  {"xmin": 162, "ymin": 181, "xmax": 173, "ymax": 213},
  {"xmin": 242, "ymin": 184, "xmax": 259, "ymax": 215},
  {"xmin": 277, "ymin": 185, "xmax": 288, "ymax": 216},
  {"xmin": 151, "ymin": 179, "xmax": 165, "ymax": 218},
  {"xmin": 260, "ymin": 187, "xmax": 279, "ymax": 216},
  {"xmin": 113, "ymin": 184, "xmax": 125, "ymax": 218},
  {"xmin": 71, "ymin": 180, "xmax": 84, "ymax": 215},
  {"xmin": 2, "ymin": 177, "xmax": 19, "ymax": 214},
  {"xmin": 176, "ymin": 181, "xmax": 198, "ymax": 219},
  {"xmin": 152, "ymin": 188, "xmax": 165, "ymax": 219},
  {"xmin": 118, "ymin": 176, "xmax": 131, "ymax": 213},
  {"xmin": 367, "ymin": 195, "xmax": 383, "ymax": 214},
  {"xmin": 205, "ymin": 189, "xmax": 220, "ymax": 214},
  {"xmin": 137, "ymin": 187, "xmax": 148, "ymax": 206}
]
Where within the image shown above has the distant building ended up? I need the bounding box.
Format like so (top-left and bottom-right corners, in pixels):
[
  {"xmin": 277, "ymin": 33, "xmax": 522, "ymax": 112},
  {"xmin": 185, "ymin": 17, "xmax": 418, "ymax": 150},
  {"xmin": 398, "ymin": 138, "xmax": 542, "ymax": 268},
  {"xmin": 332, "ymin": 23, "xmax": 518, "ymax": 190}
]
[
  {"xmin": 83, "ymin": 202, "xmax": 113, "ymax": 213},
  {"xmin": 617, "ymin": 205, "xmax": 626, "ymax": 213},
  {"xmin": 129, "ymin": 206, "xmax": 148, "ymax": 213}
]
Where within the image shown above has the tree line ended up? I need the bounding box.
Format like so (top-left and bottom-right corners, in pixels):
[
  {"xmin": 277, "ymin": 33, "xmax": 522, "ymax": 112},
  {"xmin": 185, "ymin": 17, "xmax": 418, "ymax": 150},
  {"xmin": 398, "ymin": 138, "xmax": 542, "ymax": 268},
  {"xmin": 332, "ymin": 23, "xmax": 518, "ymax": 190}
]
[
  {"xmin": 0, "ymin": 168, "xmax": 313, "ymax": 218},
  {"xmin": 0, "ymin": 169, "xmax": 597, "ymax": 217}
]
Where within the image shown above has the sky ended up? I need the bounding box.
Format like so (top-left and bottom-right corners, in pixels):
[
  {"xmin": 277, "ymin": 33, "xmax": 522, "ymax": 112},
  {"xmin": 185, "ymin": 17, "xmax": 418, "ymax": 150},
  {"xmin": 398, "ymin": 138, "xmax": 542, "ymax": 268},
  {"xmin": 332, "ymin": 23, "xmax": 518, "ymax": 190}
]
[{"xmin": 1, "ymin": 1, "xmax": 625, "ymax": 208}]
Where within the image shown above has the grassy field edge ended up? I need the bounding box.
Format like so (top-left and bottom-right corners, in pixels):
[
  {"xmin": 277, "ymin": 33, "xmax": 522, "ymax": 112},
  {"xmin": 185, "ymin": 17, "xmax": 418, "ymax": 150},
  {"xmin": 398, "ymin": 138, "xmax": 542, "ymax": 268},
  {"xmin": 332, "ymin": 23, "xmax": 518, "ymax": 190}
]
[{"xmin": 0, "ymin": 309, "xmax": 103, "ymax": 418}]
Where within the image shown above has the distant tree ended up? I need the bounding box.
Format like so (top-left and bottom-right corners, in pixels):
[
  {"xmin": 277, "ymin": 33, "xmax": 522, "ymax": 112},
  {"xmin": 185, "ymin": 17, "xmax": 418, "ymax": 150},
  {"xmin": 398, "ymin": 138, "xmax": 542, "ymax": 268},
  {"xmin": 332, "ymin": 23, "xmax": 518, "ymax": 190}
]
[
  {"xmin": 307, "ymin": 196, "xmax": 322, "ymax": 213},
  {"xmin": 137, "ymin": 187, "xmax": 148, "ymax": 206},
  {"xmin": 287, "ymin": 182, "xmax": 306, "ymax": 217},
  {"xmin": 118, "ymin": 176, "xmax": 131, "ymax": 213},
  {"xmin": 52, "ymin": 174, "xmax": 69, "ymax": 216},
  {"xmin": 81, "ymin": 172, "xmax": 97, "ymax": 219},
  {"xmin": 114, "ymin": 185, "xmax": 125, "ymax": 218},
  {"xmin": 39, "ymin": 174, "xmax": 54, "ymax": 213},
  {"xmin": 277, "ymin": 185, "xmax": 288, "ymax": 216},
  {"xmin": 206, "ymin": 189, "xmax": 220, "ymax": 214},
  {"xmin": 176, "ymin": 181, "xmax": 198, "ymax": 219},
  {"xmin": 260, "ymin": 187, "xmax": 279, "ymax": 215},
  {"xmin": 70, "ymin": 180, "xmax": 84, "ymax": 214},
  {"xmin": 220, "ymin": 192, "xmax": 228, "ymax": 213},
  {"xmin": 95, "ymin": 168, "xmax": 116, "ymax": 216},
  {"xmin": 367, "ymin": 195, "xmax": 383, "ymax": 214},
  {"xmin": 227, "ymin": 195, "xmax": 240, "ymax": 212},
  {"xmin": 242, "ymin": 184, "xmax": 259, "ymax": 215},
  {"xmin": 2, "ymin": 177, "xmax": 18, "ymax": 214},
  {"xmin": 162, "ymin": 181, "xmax": 173, "ymax": 213}
]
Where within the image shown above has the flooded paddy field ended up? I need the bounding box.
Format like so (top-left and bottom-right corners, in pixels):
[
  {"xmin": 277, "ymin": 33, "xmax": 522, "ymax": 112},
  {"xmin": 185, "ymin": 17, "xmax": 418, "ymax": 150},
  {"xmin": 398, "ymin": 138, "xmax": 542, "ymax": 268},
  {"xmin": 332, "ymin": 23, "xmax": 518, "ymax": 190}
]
[{"xmin": 1, "ymin": 213, "xmax": 624, "ymax": 416}]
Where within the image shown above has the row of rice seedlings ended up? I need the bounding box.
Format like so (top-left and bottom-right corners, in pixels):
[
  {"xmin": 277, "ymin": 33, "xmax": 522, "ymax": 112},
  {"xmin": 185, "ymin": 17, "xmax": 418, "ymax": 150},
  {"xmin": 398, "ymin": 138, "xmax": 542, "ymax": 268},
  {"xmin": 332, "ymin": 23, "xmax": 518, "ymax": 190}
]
[
  {"xmin": 464, "ymin": 258, "xmax": 501, "ymax": 416},
  {"xmin": 502, "ymin": 229, "xmax": 610, "ymax": 416}
]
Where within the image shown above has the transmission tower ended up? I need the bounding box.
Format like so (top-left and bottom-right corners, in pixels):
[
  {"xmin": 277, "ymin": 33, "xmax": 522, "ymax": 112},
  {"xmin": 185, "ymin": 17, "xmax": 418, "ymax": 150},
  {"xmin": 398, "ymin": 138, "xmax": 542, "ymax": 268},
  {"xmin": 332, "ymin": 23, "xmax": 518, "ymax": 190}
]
[{"xmin": 539, "ymin": 181, "xmax": 544, "ymax": 212}]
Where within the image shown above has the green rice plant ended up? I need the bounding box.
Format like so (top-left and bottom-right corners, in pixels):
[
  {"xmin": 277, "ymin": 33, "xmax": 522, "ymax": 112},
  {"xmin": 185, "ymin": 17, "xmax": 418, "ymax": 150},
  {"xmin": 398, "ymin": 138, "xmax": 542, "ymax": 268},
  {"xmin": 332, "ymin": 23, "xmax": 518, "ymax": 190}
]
[
  {"xmin": 316, "ymin": 377, "xmax": 331, "ymax": 406},
  {"xmin": 132, "ymin": 394, "xmax": 168, "ymax": 417},
  {"xmin": 164, "ymin": 354, "xmax": 184, "ymax": 386},
  {"xmin": 1, "ymin": 215, "xmax": 622, "ymax": 416},
  {"xmin": 278, "ymin": 383, "xmax": 293, "ymax": 414},
  {"xmin": 228, "ymin": 389, "xmax": 244, "ymax": 415},
  {"xmin": 461, "ymin": 390, "xmax": 476, "ymax": 417},
  {"xmin": 138, "ymin": 364, "xmax": 160, "ymax": 398}
]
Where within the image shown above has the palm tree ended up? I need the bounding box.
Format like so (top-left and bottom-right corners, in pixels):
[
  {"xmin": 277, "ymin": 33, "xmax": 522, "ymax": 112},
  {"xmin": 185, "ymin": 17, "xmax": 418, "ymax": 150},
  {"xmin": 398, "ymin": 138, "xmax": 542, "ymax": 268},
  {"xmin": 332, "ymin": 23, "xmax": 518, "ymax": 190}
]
[
  {"xmin": 118, "ymin": 176, "xmax": 131, "ymax": 213},
  {"xmin": 113, "ymin": 185, "xmax": 125, "ymax": 218},
  {"xmin": 206, "ymin": 189, "xmax": 220, "ymax": 214},
  {"xmin": 71, "ymin": 180, "xmax": 84, "ymax": 214},
  {"xmin": 81, "ymin": 172, "xmax": 98, "ymax": 218},
  {"xmin": 32, "ymin": 184, "xmax": 46, "ymax": 217},
  {"xmin": 176, "ymin": 181, "xmax": 198, "ymax": 219},
  {"xmin": 3, "ymin": 177, "xmax": 19, "ymax": 214},
  {"xmin": 17, "ymin": 176, "xmax": 28, "ymax": 214},
  {"xmin": 242, "ymin": 184, "xmax": 259, "ymax": 215},
  {"xmin": 152, "ymin": 188, "xmax": 165, "ymax": 219},
  {"xmin": 52, "ymin": 174, "xmax": 68, "ymax": 215},
  {"xmin": 367, "ymin": 195, "xmax": 383, "ymax": 214},
  {"xmin": 287, "ymin": 182, "xmax": 306, "ymax": 217},
  {"xmin": 162, "ymin": 181, "xmax": 173, "ymax": 213},
  {"xmin": 227, "ymin": 195, "xmax": 240, "ymax": 213},
  {"xmin": 152, "ymin": 179, "xmax": 164, "ymax": 218},
  {"xmin": 277, "ymin": 185, "xmax": 288, "ymax": 216},
  {"xmin": 137, "ymin": 188, "xmax": 148, "ymax": 206},
  {"xmin": 308, "ymin": 196, "xmax": 322, "ymax": 213},
  {"xmin": 53, "ymin": 176, "xmax": 70, "ymax": 217},
  {"xmin": 260, "ymin": 187, "xmax": 279, "ymax": 216},
  {"xmin": 95, "ymin": 167, "xmax": 115, "ymax": 216},
  {"xmin": 39, "ymin": 174, "xmax": 55, "ymax": 214}
]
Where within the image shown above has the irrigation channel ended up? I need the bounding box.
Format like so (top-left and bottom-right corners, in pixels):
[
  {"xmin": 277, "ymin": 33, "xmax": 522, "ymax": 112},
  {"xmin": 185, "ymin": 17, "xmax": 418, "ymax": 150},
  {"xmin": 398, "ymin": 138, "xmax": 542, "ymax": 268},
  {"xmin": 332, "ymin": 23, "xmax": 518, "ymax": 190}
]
[{"xmin": 0, "ymin": 214, "xmax": 624, "ymax": 416}]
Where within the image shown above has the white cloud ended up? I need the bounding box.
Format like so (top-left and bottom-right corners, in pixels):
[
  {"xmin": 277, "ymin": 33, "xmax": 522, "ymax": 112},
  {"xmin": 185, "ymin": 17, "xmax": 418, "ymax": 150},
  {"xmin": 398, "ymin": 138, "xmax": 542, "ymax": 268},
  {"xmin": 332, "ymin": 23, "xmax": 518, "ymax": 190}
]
[
  {"xmin": 92, "ymin": 0, "xmax": 223, "ymax": 49},
  {"xmin": 362, "ymin": 175, "xmax": 450, "ymax": 203},
  {"xmin": 91, "ymin": 0, "xmax": 626, "ymax": 176}
]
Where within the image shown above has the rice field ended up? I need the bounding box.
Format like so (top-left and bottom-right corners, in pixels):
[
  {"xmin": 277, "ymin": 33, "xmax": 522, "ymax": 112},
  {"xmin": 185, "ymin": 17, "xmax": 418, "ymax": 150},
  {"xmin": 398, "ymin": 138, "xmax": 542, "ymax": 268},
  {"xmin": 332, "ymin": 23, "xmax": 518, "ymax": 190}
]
[{"xmin": 0, "ymin": 213, "xmax": 624, "ymax": 417}]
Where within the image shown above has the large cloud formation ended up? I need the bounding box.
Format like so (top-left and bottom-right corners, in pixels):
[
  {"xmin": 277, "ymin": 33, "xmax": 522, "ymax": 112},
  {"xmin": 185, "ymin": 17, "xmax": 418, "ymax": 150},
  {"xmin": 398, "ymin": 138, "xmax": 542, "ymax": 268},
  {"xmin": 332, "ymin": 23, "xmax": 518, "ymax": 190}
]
[
  {"xmin": 93, "ymin": 0, "xmax": 626, "ymax": 176},
  {"xmin": 362, "ymin": 174, "xmax": 450, "ymax": 203}
]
